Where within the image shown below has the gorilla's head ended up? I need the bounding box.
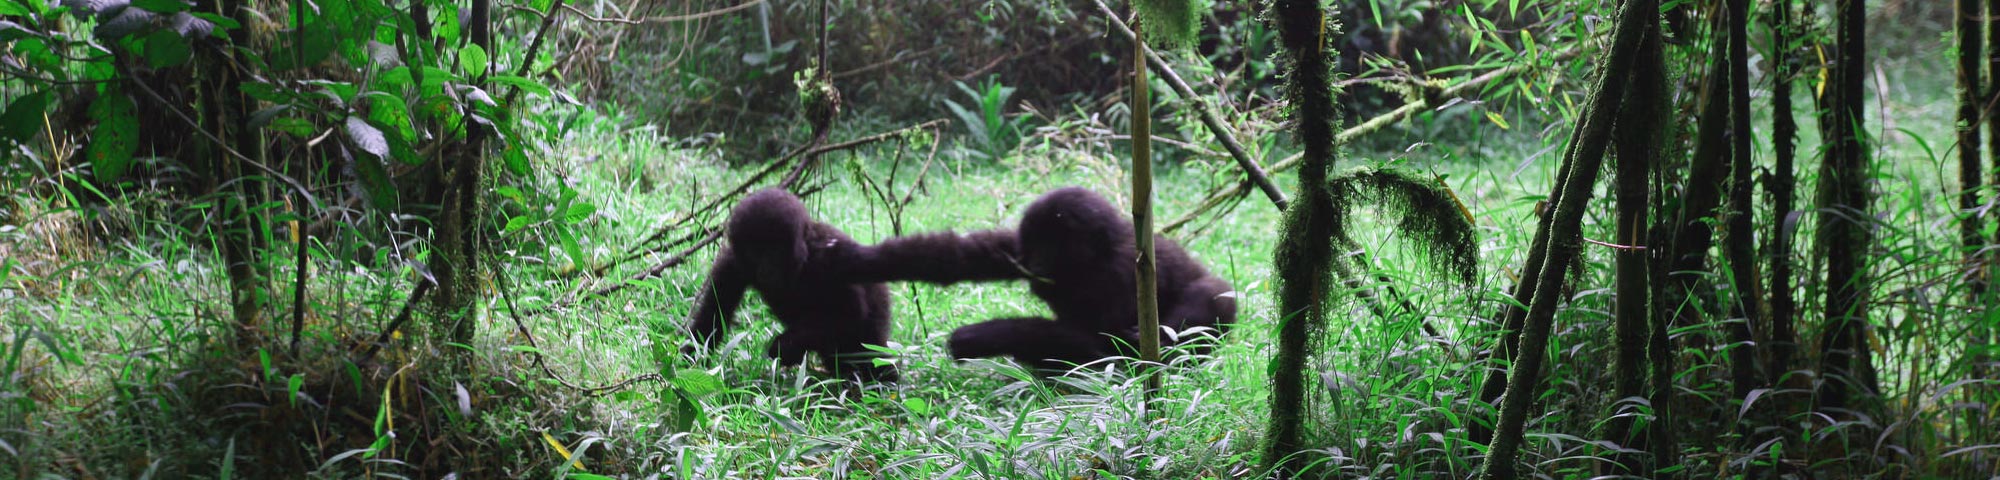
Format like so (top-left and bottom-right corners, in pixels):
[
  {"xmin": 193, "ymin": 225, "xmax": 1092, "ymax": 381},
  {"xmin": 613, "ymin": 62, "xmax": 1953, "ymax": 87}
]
[
  {"xmin": 1017, "ymin": 187, "xmax": 1135, "ymax": 279},
  {"xmin": 727, "ymin": 188, "xmax": 812, "ymax": 286}
]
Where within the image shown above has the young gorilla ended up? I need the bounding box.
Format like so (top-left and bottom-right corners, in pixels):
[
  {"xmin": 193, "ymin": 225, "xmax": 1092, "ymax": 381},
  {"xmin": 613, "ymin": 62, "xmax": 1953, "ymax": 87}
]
[
  {"xmin": 685, "ymin": 188, "xmax": 897, "ymax": 382},
  {"xmin": 838, "ymin": 187, "xmax": 1237, "ymax": 372}
]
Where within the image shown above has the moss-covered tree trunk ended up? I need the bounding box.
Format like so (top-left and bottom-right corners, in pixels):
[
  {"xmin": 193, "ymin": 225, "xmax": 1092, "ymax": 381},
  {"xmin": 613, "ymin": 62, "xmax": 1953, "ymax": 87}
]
[
  {"xmin": 1961, "ymin": 0, "xmax": 1988, "ymax": 387},
  {"xmin": 1261, "ymin": 0, "xmax": 1339, "ymax": 474},
  {"xmin": 1813, "ymin": 0, "xmax": 1875, "ymax": 412},
  {"xmin": 193, "ymin": 0, "xmax": 270, "ymax": 344},
  {"xmin": 1477, "ymin": 0, "xmax": 1656, "ymax": 477},
  {"xmin": 1609, "ymin": 12, "xmax": 1664, "ymax": 476},
  {"xmin": 433, "ymin": 0, "xmax": 494, "ymax": 344},
  {"xmin": 1723, "ymin": 0, "xmax": 1766, "ymax": 402},
  {"xmin": 1657, "ymin": 6, "xmax": 1730, "ymax": 356},
  {"xmin": 1964, "ymin": 0, "xmax": 1987, "ymax": 303}
]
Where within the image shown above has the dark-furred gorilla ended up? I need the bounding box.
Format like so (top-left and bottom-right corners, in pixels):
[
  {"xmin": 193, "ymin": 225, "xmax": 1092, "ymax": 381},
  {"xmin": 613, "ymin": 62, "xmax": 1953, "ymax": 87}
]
[
  {"xmin": 685, "ymin": 188, "xmax": 897, "ymax": 382},
  {"xmin": 840, "ymin": 187, "xmax": 1237, "ymax": 371}
]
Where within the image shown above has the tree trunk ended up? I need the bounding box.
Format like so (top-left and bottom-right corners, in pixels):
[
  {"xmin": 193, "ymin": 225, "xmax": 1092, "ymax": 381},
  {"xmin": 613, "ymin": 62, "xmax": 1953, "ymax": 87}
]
[
  {"xmin": 1472, "ymin": 127, "xmax": 1577, "ymax": 445},
  {"xmin": 1609, "ymin": 14, "xmax": 1664, "ymax": 476},
  {"xmin": 1766, "ymin": 0, "xmax": 1802, "ymax": 388},
  {"xmin": 1131, "ymin": 18, "xmax": 1163, "ymax": 396},
  {"xmin": 1970, "ymin": 0, "xmax": 1991, "ymax": 300},
  {"xmin": 1658, "ymin": 11, "xmax": 1730, "ymax": 350},
  {"xmin": 1962, "ymin": 0, "xmax": 1987, "ymax": 385},
  {"xmin": 1814, "ymin": 0, "xmax": 1875, "ymax": 412},
  {"xmin": 1477, "ymin": 0, "xmax": 1656, "ymax": 477},
  {"xmin": 1262, "ymin": 0, "xmax": 1340, "ymax": 474},
  {"xmin": 193, "ymin": 0, "xmax": 269, "ymax": 344},
  {"xmin": 433, "ymin": 0, "xmax": 494, "ymax": 344},
  {"xmin": 1724, "ymin": 0, "xmax": 1766, "ymax": 402}
]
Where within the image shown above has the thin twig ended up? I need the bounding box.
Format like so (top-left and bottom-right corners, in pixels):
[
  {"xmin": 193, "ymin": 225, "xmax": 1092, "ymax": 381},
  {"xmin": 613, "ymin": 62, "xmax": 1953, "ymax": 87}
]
[
  {"xmin": 630, "ymin": 119, "xmax": 946, "ymax": 254},
  {"xmin": 900, "ymin": 125, "xmax": 945, "ymax": 205},
  {"xmin": 498, "ymin": 267, "xmax": 665, "ymax": 396},
  {"xmin": 560, "ymin": 0, "xmax": 762, "ymax": 25}
]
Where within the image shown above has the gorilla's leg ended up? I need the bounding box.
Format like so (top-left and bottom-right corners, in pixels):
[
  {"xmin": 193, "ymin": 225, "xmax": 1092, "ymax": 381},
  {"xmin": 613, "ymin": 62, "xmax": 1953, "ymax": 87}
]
[{"xmin": 948, "ymin": 317, "xmax": 1113, "ymax": 372}]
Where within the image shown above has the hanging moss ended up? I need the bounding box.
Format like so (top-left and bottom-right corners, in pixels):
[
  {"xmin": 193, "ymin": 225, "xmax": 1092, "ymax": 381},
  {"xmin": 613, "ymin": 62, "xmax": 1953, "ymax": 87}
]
[
  {"xmin": 1132, "ymin": 0, "xmax": 1208, "ymax": 49},
  {"xmin": 1325, "ymin": 167, "xmax": 1480, "ymax": 284}
]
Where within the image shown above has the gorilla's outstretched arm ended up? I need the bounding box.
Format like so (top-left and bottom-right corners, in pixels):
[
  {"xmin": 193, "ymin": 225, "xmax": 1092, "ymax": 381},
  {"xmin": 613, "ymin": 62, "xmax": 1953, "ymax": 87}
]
[{"xmin": 836, "ymin": 229, "xmax": 1028, "ymax": 285}]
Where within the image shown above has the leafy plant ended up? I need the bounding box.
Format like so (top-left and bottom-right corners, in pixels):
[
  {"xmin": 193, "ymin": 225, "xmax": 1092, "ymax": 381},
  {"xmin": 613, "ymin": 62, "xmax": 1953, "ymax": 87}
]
[{"xmin": 943, "ymin": 75, "xmax": 1035, "ymax": 162}]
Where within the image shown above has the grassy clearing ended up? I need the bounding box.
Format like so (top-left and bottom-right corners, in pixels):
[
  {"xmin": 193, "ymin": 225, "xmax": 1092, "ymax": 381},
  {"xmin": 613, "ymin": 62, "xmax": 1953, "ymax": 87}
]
[{"xmin": 4, "ymin": 30, "xmax": 1983, "ymax": 477}]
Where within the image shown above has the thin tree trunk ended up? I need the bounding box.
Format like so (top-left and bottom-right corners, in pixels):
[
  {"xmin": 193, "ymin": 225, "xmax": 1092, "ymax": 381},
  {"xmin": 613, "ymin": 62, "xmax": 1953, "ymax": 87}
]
[
  {"xmin": 1659, "ymin": 14, "xmax": 1731, "ymax": 347},
  {"xmin": 1724, "ymin": 0, "xmax": 1767, "ymax": 401},
  {"xmin": 1131, "ymin": 18, "xmax": 1164, "ymax": 396},
  {"xmin": 1814, "ymin": 0, "xmax": 1875, "ymax": 411},
  {"xmin": 1962, "ymin": 0, "xmax": 1987, "ymax": 385},
  {"xmin": 1478, "ymin": 0, "xmax": 1656, "ymax": 477},
  {"xmin": 1971, "ymin": 0, "xmax": 1992, "ymax": 300},
  {"xmin": 434, "ymin": 0, "xmax": 494, "ymax": 344},
  {"xmin": 1262, "ymin": 0, "xmax": 1340, "ymax": 474},
  {"xmin": 1472, "ymin": 127, "xmax": 1577, "ymax": 445},
  {"xmin": 194, "ymin": 0, "xmax": 268, "ymax": 344},
  {"xmin": 1766, "ymin": 0, "xmax": 1801, "ymax": 387},
  {"xmin": 1609, "ymin": 14, "xmax": 1664, "ymax": 476},
  {"xmin": 1992, "ymin": 0, "xmax": 2000, "ymax": 259}
]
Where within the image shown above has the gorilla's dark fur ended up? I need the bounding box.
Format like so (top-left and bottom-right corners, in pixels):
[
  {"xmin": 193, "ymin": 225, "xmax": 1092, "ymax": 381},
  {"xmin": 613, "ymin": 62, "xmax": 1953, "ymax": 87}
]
[
  {"xmin": 686, "ymin": 188, "xmax": 897, "ymax": 382},
  {"xmin": 843, "ymin": 187, "xmax": 1237, "ymax": 371}
]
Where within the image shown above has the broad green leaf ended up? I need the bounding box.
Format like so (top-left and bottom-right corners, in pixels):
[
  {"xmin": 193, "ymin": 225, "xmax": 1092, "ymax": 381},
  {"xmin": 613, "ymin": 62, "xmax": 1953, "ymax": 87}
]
[
  {"xmin": 670, "ymin": 388, "xmax": 702, "ymax": 431},
  {"xmin": 502, "ymin": 215, "xmax": 530, "ymax": 234},
  {"xmin": 671, "ymin": 370, "xmax": 722, "ymax": 397},
  {"xmin": 141, "ymin": 29, "xmax": 190, "ymax": 67},
  {"xmin": 460, "ymin": 43, "xmax": 487, "ymax": 77},
  {"xmin": 362, "ymin": 92, "xmax": 415, "ymax": 141},
  {"xmin": 502, "ymin": 143, "xmax": 529, "ymax": 176},
  {"xmin": 269, "ymin": 117, "xmax": 317, "ymax": 137},
  {"xmin": 0, "ymin": 0, "xmax": 31, "ymax": 15},
  {"xmin": 377, "ymin": 119, "xmax": 421, "ymax": 165},
  {"xmin": 286, "ymin": 373, "xmax": 305, "ymax": 407},
  {"xmin": 902, "ymin": 397, "xmax": 931, "ymax": 416},
  {"xmin": 488, "ymin": 75, "xmax": 550, "ymax": 98},
  {"xmin": 1, "ymin": 91, "xmax": 50, "ymax": 144},
  {"xmin": 86, "ymin": 91, "xmax": 138, "ymax": 183},
  {"xmin": 562, "ymin": 202, "xmax": 595, "ymax": 224}
]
